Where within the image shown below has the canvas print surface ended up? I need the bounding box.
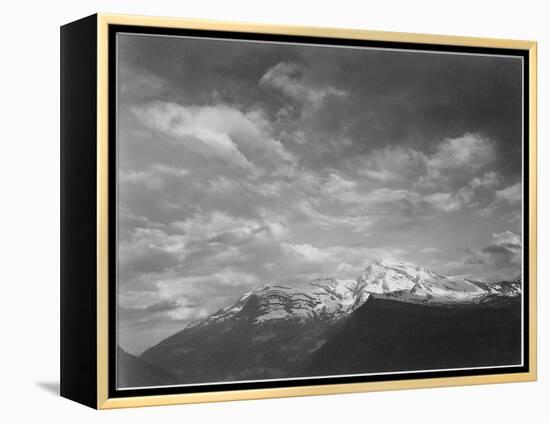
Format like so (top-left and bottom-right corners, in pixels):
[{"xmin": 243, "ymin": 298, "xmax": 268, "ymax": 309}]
[{"xmin": 115, "ymin": 33, "xmax": 524, "ymax": 389}]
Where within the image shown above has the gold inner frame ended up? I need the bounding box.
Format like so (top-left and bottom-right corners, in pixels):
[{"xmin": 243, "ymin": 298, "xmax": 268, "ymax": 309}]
[{"xmin": 95, "ymin": 13, "xmax": 537, "ymax": 409}]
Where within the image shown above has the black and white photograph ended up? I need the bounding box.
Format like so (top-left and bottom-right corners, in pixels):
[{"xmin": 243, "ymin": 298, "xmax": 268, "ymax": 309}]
[{"xmin": 115, "ymin": 32, "xmax": 525, "ymax": 389}]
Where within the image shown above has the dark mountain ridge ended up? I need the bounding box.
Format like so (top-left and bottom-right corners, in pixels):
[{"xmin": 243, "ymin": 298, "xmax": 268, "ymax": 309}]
[
  {"xmin": 117, "ymin": 347, "xmax": 177, "ymax": 388},
  {"xmin": 303, "ymin": 295, "xmax": 522, "ymax": 377}
]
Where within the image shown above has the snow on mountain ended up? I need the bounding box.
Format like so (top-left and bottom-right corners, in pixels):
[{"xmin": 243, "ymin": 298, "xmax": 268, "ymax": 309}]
[
  {"xmin": 188, "ymin": 259, "xmax": 521, "ymax": 328},
  {"xmin": 358, "ymin": 259, "xmax": 483, "ymax": 303},
  {"xmin": 359, "ymin": 259, "xmax": 521, "ymax": 304},
  {"xmin": 192, "ymin": 277, "xmax": 366, "ymax": 328},
  {"xmin": 483, "ymin": 280, "xmax": 522, "ymax": 297}
]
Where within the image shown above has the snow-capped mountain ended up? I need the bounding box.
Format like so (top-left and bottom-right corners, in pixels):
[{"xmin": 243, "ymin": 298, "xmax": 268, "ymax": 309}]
[
  {"xmin": 138, "ymin": 258, "xmax": 522, "ymax": 385},
  {"xmin": 357, "ymin": 259, "xmax": 520, "ymax": 304},
  {"xmin": 188, "ymin": 259, "xmax": 521, "ymax": 328},
  {"xmin": 188, "ymin": 277, "xmax": 367, "ymax": 328}
]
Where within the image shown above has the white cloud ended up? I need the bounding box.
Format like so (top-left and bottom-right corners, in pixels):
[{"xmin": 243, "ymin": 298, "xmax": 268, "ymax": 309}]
[
  {"xmin": 260, "ymin": 61, "xmax": 346, "ymax": 109},
  {"xmin": 283, "ymin": 242, "xmax": 332, "ymax": 263},
  {"xmin": 367, "ymin": 188, "xmax": 412, "ymax": 204},
  {"xmin": 322, "ymin": 175, "xmax": 474, "ymax": 214},
  {"xmin": 119, "ymin": 164, "xmax": 190, "ymax": 191},
  {"xmin": 120, "ymin": 269, "xmax": 259, "ymax": 323},
  {"xmin": 360, "ymin": 146, "xmax": 426, "ymax": 183},
  {"xmin": 165, "ymin": 305, "xmax": 210, "ymax": 321},
  {"xmin": 243, "ymin": 180, "xmax": 286, "ymax": 197},
  {"xmin": 451, "ymin": 230, "xmax": 522, "ymax": 280},
  {"xmin": 282, "ymin": 242, "xmax": 409, "ymax": 277},
  {"xmin": 119, "ymin": 290, "xmax": 162, "ymax": 309},
  {"xmin": 288, "ymin": 130, "xmax": 308, "ymax": 144},
  {"xmin": 154, "ymin": 270, "xmax": 259, "ymax": 307},
  {"xmin": 119, "ymin": 169, "xmax": 163, "ymax": 190},
  {"xmin": 130, "ymin": 227, "xmax": 186, "ymax": 253},
  {"xmin": 297, "ymin": 200, "xmax": 374, "ymax": 233},
  {"xmin": 421, "ymin": 133, "xmax": 495, "ymax": 188},
  {"xmin": 135, "ymin": 101, "xmax": 253, "ymax": 169},
  {"xmin": 133, "ymin": 100, "xmax": 295, "ymax": 173},
  {"xmin": 320, "ymin": 173, "xmax": 413, "ymax": 209},
  {"xmin": 470, "ymin": 171, "xmax": 500, "ymax": 189},
  {"xmin": 424, "ymin": 182, "xmax": 480, "ymax": 213},
  {"xmin": 492, "ymin": 230, "xmax": 521, "ymax": 251},
  {"xmin": 478, "ymin": 180, "xmax": 522, "ymax": 218},
  {"xmin": 119, "ymin": 64, "xmax": 165, "ymax": 99},
  {"xmin": 264, "ymin": 219, "xmax": 288, "ymax": 240},
  {"xmin": 173, "ymin": 211, "xmax": 269, "ymax": 246},
  {"xmin": 151, "ymin": 164, "xmax": 190, "ymax": 178},
  {"xmin": 335, "ymin": 262, "xmax": 357, "ymax": 274},
  {"xmin": 496, "ymin": 182, "xmax": 522, "ymax": 203},
  {"xmin": 359, "ymin": 133, "xmax": 495, "ymax": 191},
  {"xmin": 327, "ymin": 245, "xmax": 407, "ymax": 278},
  {"xmin": 355, "ymin": 133, "xmax": 500, "ymax": 215},
  {"xmin": 425, "ymin": 192, "xmax": 463, "ymax": 212},
  {"xmin": 480, "ymin": 230, "xmax": 522, "ymax": 271},
  {"xmin": 173, "ymin": 211, "xmax": 287, "ymax": 244},
  {"xmin": 322, "ymin": 173, "xmax": 357, "ymax": 195},
  {"xmin": 207, "ymin": 176, "xmax": 240, "ymax": 193},
  {"xmin": 118, "ymin": 228, "xmax": 186, "ymax": 274}
]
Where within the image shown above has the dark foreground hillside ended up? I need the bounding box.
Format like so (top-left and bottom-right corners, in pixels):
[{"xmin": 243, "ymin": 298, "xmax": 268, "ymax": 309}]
[
  {"xmin": 139, "ymin": 298, "xmax": 346, "ymax": 385},
  {"xmin": 303, "ymin": 296, "xmax": 522, "ymax": 376},
  {"xmin": 117, "ymin": 347, "xmax": 177, "ymax": 388},
  {"xmin": 122, "ymin": 291, "xmax": 522, "ymax": 387}
]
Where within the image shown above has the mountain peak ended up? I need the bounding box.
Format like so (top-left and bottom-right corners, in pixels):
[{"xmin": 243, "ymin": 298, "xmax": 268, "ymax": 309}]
[
  {"xmin": 377, "ymin": 258, "xmax": 415, "ymax": 268},
  {"xmin": 370, "ymin": 258, "xmax": 434, "ymax": 275},
  {"xmin": 192, "ymin": 277, "xmax": 367, "ymax": 328},
  {"xmin": 358, "ymin": 257, "xmax": 507, "ymax": 303},
  {"xmin": 188, "ymin": 259, "xmax": 521, "ymax": 329}
]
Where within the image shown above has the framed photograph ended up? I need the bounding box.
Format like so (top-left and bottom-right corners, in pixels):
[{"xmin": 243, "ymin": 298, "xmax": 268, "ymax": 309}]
[{"xmin": 60, "ymin": 14, "xmax": 537, "ymax": 409}]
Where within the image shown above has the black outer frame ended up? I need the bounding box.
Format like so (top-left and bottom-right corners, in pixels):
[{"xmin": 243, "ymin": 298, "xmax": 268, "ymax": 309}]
[
  {"xmin": 60, "ymin": 14, "xmax": 98, "ymax": 408},
  {"xmin": 60, "ymin": 14, "xmax": 531, "ymax": 409}
]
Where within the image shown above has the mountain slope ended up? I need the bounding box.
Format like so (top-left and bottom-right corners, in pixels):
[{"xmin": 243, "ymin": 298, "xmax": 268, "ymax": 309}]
[
  {"xmin": 140, "ymin": 305, "xmax": 347, "ymax": 384},
  {"xmin": 356, "ymin": 259, "xmax": 519, "ymax": 303},
  {"xmin": 117, "ymin": 347, "xmax": 177, "ymax": 388},
  {"xmin": 303, "ymin": 295, "xmax": 522, "ymax": 376},
  {"xmin": 188, "ymin": 277, "xmax": 369, "ymax": 329},
  {"xmin": 137, "ymin": 259, "xmax": 522, "ymax": 386}
]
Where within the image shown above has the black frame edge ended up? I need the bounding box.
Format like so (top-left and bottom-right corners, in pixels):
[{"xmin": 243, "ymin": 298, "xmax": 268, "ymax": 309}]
[{"xmin": 60, "ymin": 13, "xmax": 99, "ymax": 409}]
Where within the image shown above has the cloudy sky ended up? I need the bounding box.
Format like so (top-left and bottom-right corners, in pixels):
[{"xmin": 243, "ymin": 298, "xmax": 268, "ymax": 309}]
[{"xmin": 116, "ymin": 33, "xmax": 524, "ymax": 354}]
